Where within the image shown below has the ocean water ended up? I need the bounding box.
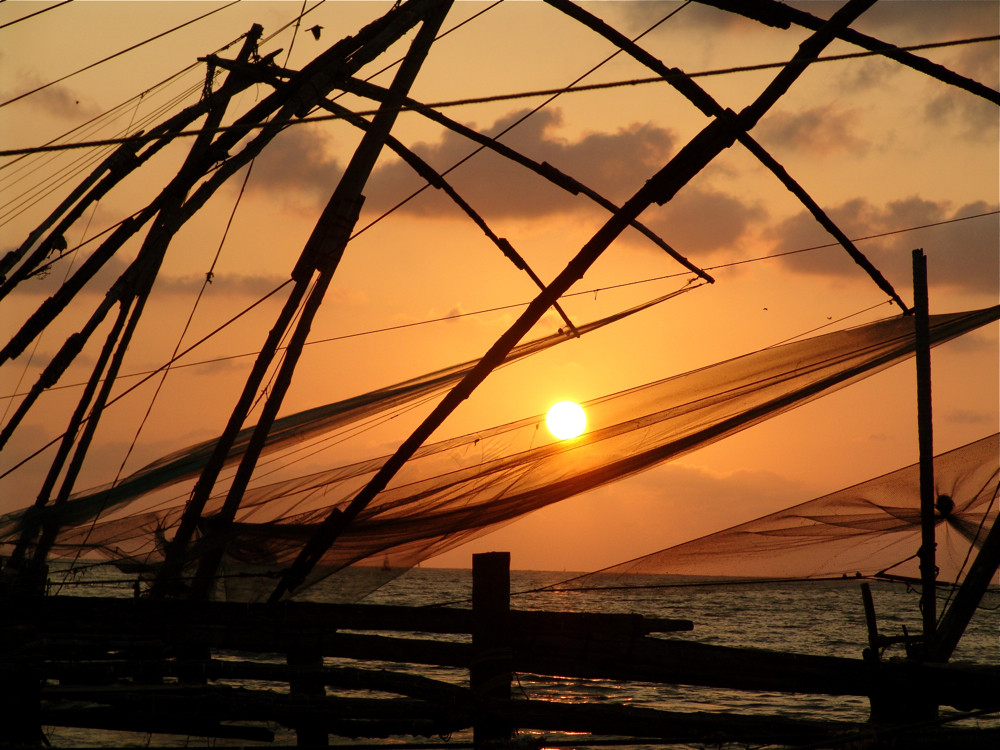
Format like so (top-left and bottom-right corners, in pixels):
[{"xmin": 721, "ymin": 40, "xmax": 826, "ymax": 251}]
[{"xmin": 41, "ymin": 567, "xmax": 999, "ymax": 747}]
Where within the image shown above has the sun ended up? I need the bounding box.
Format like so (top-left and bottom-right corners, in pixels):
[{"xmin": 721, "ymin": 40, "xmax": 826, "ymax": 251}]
[{"xmin": 546, "ymin": 400, "xmax": 587, "ymax": 440}]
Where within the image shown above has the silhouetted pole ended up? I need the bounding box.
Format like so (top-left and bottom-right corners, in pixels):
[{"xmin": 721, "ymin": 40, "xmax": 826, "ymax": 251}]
[
  {"xmin": 472, "ymin": 552, "xmax": 512, "ymax": 748},
  {"xmin": 912, "ymin": 248, "xmax": 936, "ymax": 647},
  {"xmin": 288, "ymin": 641, "xmax": 327, "ymax": 746},
  {"xmin": 269, "ymin": 0, "xmax": 879, "ymax": 602},
  {"xmin": 927, "ymin": 514, "xmax": 1000, "ymax": 662}
]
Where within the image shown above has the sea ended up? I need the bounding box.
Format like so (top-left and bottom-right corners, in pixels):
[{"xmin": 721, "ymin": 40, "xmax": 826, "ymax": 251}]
[{"xmin": 40, "ymin": 567, "xmax": 1000, "ymax": 748}]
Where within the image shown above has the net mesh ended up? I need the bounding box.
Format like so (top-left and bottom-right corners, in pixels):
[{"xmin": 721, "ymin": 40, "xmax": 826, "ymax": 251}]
[
  {"xmin": 2, "ymin": 305, "xmax": 996, "ymax": 602},
  {"xmin": 547, "ymin": 432, "xmax": 998, "ymax": 591}
]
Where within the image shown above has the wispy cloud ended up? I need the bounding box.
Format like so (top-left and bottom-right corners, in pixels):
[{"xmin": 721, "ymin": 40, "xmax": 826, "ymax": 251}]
[
  {"xmin": 363, "ymin": 108, "xmax": 678, "ymax": 218},
  {"xmin": 756, "ymin": 105, "xmax": 869, "ymax": 157},
  {"xmin": 247, "ymin": 124, "xmax": 344, "ymax": 208},
  {"xmin": 767, "ymin": 197, "xmax": 999, "ymax": 295},
  {"xmin": 645, "ymin": 184, "xmax": 767, "ymax": 258}
]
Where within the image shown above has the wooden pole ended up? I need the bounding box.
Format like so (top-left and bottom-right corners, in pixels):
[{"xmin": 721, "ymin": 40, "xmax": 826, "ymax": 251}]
[
  {"xmin": 860, "ymin": 583, "xmax": 880, "ymax": 664},
  {"xmin": 471, "ymin": 552, "xmax": 512, "ymax": 749},
  {"xmin": 288, "ymin": 642, "xmax": 328, "ymax": 747},
  {"xmin": 912, "ymin": 249, "xmax": 937, "ymax": 646},
  {"xmin": 927, "ymin": 513, "xmax": 1000, "ymax": 662}
]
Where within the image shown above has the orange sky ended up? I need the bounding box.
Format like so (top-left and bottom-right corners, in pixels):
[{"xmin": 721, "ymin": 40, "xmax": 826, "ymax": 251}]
[{"xmin": 1, "ymin": 1, "xmax": 997, "ymax": 572}]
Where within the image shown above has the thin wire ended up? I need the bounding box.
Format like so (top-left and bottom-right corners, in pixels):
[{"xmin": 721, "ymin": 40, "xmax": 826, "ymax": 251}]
[
  {"xmin": 0, "ymin": 30, "xmax": 247, "ymax": 178},
  {"xmin": 0, "ymin": 282, "xmax": 292, "ymax": 483},
  {"xmin": 281, "ymin": 0, "xmax": 313, "ymax": 68},
  {"xmin": 60, "ymin": 160, "xmax": 261, "ymax": 590},
  {"xmin": 0, "ymin": 0, "xmax": 243, "ymax": 110},
  {"xmin": 4, "ymin": 207, "xmax": 996, "ymax": 402},
  {"xmin": 0, "ymin": 82, "xmax": 205, "ymax": 230},
  {"xmin": 764, "ymin": 300, "xmax": 895, "ymax": 348},
  {"xmin": 347, "ymin": 1, "xmax": 693, "ymax": 242},
  {"xmin": 0, "ymin": 0, "xmax": 72, "ymax": 31},
  {"xmin": 7, "ymin": 34, "xmax": 996, "ymax": 158}
]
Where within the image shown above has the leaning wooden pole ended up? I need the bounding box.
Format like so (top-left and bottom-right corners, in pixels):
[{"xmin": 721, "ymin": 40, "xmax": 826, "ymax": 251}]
[
  {"xmin": 269, "ymin": 0, "xmax": 879, "ymax": 603},
  {"xmin": 912, "ymin": 248, "xmax": 937, "ymax": 646},
  {"xmin": 927, "ymin": 515, "xmax": 1000, "ymax": 663}
]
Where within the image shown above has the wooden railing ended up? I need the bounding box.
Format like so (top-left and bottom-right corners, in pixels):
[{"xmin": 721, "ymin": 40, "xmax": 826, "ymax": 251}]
[{"xmin": 4, "ymin": 552, "xmax": 999, "ymax": 748}]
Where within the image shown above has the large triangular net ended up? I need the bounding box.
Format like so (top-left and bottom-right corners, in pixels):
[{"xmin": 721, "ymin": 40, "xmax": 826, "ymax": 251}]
[
  {"xmin": 2, "ymin": 305, "xmax": 996, "ymax": 602},
  {"xmin": 547, "ymin": 432, "xmax": 999, "ymax": 592}
]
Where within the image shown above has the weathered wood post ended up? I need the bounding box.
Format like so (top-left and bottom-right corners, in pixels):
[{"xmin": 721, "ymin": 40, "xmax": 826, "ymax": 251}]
[
  {"xmin": 1, "ymin": 563, "xmax": 46, "ymax": 746},
  {"xmin": 912, "ymin": 248, "xmax": 937, "ymax": 649},
  {"xmin": 471, "ymin": 552, "xmax": 512, "ymax": 748},
  {"xmin": 287, "ymin": 637, "xmax": 328, "ymax": 746}
]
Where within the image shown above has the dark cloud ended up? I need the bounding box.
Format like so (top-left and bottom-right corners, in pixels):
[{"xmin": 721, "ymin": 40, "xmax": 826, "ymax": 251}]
[
  {"xmin": 756, "ymin": 105, "xmax": 869, "ymax": 157},
  {"xmin": 606, "ymin": 1, "xmax": 758, "ymax": 35},
  {"xmin": 7, "ymin": 253, "xmax": 288, "ymax": 299},
  {"xmin": 644, "ymin": 185, "xmax": 767, "ymax": 258},
  {"xmin": 363, "ymin": 108, "xmax": 677, "ymax": 218},
  {"xmin": 924, "ymin": 89, "xmax": 999, "ymax": 143},
  {"xmin": 4, "ymin": 70, "xmax": 100, "ymax": 119},
  {"xmin": 151, "ymin": 272, "xmax": 289, "ymax": 297},
  {"xmin": 856, "ymin": 1, "xmax": 1000, "ymax": 42},
  {"xmin": 767, "ymin": 197, "xmax": 999, "ymax": 296},
  {"xmin": 246, "ymin": 124, "xmax": 344, "ymax": 207}
]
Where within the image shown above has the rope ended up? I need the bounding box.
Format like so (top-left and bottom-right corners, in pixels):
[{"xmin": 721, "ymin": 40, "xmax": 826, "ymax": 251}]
[
  {"xmin": 0, "ymin": 0, "xmax": 73, "ymax": 31},
  {"xmin": 5, "ymin": 207, "xmax": 994, "ymax": 402},
  {"xmin": 0, "ymin": 0, "xmax": 243, "ymax": 109},
  {"xmin": 4, "ymin": 34, "xmax": 994, "ymax": 158}
]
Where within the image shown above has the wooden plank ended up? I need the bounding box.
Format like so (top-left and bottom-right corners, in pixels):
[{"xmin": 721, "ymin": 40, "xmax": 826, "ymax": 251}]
[{"xmin": 15, "ymin": 595, "xmax": 690, "ymax": 645}]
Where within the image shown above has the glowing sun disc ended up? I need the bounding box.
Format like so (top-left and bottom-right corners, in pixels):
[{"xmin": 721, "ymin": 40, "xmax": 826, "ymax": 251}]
[{"xmin": 546, "ymin": 400, "xmax": 587, "ymax": 440}]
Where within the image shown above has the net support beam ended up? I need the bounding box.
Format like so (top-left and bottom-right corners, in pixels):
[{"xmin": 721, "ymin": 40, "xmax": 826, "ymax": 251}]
[
  {"xmin": 186, "ymin": 0, "xmax": 454, "ymax": 600},
  {"xmin": 267, "ymin": 0, "xmax": 880, "ymax": 603},
  {"xmin": 927, "ymin": 513, "xmax": 1000, "ymax": 662},
  {"xmin": 913, "ymin": 249, "xmax": 936, "ymax": 647}
]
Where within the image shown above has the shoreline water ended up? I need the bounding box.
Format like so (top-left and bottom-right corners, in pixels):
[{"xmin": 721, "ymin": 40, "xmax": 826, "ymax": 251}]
[{"xmin": 37, "ymin": 566, "xmax": 1000, "ymax": 748}]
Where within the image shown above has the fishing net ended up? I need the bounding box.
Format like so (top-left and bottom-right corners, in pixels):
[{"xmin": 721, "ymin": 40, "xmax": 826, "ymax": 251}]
[
  {"xmin": 0, "ymin": 286, "xmax": 698, "ymax": 538},
  {"xmin": 2, "ymin": 305, "xmax": 997, "ymax": 602},
  {"xmin": 547, "ymin": 432, "xmax": 999, "ymax": 591}
]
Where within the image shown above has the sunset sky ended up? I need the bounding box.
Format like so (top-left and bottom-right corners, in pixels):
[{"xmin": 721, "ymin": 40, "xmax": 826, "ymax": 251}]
[{"xmin": 1, "ymin": 0, "xmax": 997, "ymax": 572}]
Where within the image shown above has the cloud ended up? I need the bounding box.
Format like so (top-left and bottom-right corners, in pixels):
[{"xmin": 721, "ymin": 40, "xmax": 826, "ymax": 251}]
[
  {"xmin": 246, "ymin": 124, "xmax": 344, "ymax": 207},
  {"xmin": 644, "ymin": 184, "xmax": 767, "ymax": 258},
  {"xmin": 756, "ymin": 105, "xmax": 869, "ymax": 157},
  {"xmin": 607, "ymin": 1, "xmax": 759, "ymax": 36},
  {"xmin": 924, "ymin": 90, "xmax": 998, "ymax": 143},
  {"xmin": 7, "ymin": 253, "xmax": 289, "ymax": 299},
  {"xmin": 860, "ymin": 1, "xmax": 1000, "ymax": 41},
  {"xmin": 363, "ymin": 108, "xmax": 678, "ymax": 218},
  {"xmin": 4, "ymin": 69, "xmax": 101, "ymax": 119},
  {"xmin": 151, "ymin": 272, "xmax": 289, "ymax": 297},
  {"xmin": 766, "ymin": 197, "xmax": 999, "ymax": 295}
]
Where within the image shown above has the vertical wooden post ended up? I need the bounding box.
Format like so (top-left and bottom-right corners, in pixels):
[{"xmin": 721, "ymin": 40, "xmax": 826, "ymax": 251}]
[
  {"xmin": 288, "ymin": 641, "xmax": 327, "ymax": 747},
  {"xmin": 912, "ymin": 248, "xmax": 936, "ymax": 646},
  {"xmin": 860, "ymin": 583, "xmax": 880, "ymax": 664},
  {"xmin": 471, "ymin": 552, "xmax": 512, "ymax": 749},
  {"xmin": 1, "ymin": 570, "xmax": 45, "ymax": 746}
]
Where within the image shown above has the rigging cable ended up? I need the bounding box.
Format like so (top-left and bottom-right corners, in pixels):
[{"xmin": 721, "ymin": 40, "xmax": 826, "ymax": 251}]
[
  {"xmin": 0, "ymin": 0, "xmax": 73, "ymax": 31},
  {"xmin": 57, "ymin": 157, "xmax": 263, "ymax": 593},
  {"xmin": 0, "ymin": 0, "xmax": 243, "ymax": 110},
  {"xmin": 3, "ymin": 34, "xmax": 995, "ymax": 158},
  {"xmin": 4, "ymin": 207, "xmax": 997, "ymax": 403},
  {"xmin": 0, "ymin": 82, "xmax": 207, "ymax": 229},
  {"xmin": 0, "ymin": 281, "xmax": 292, "ymax": 483},
  {"xmin": 345, "ymin": 2, "xmax": 693, "ymax": 243},
  {"xmin": 0, "ymin": 29, "xmax": 250, "ymax": 176}
]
